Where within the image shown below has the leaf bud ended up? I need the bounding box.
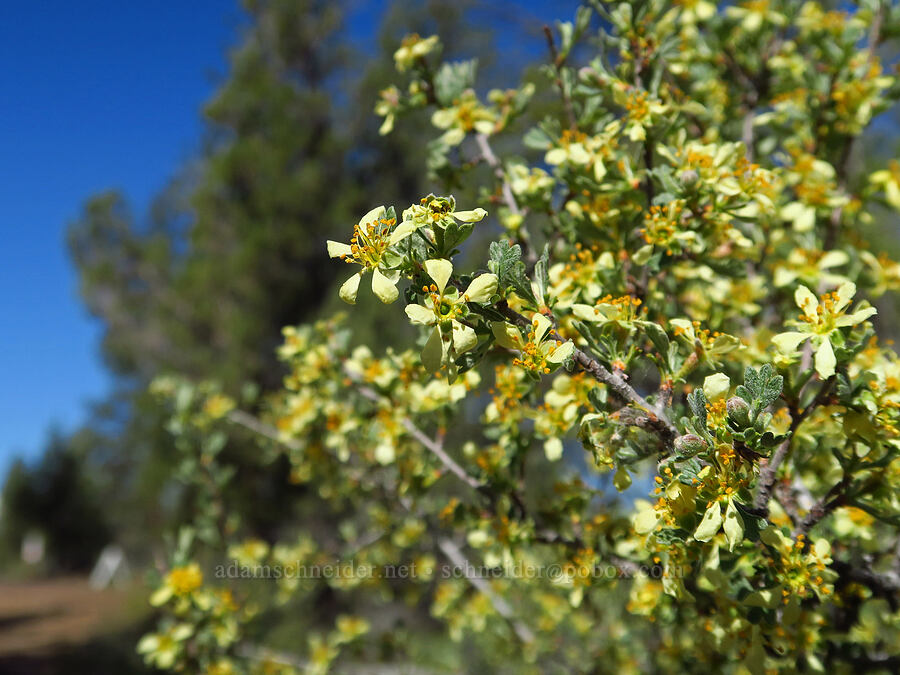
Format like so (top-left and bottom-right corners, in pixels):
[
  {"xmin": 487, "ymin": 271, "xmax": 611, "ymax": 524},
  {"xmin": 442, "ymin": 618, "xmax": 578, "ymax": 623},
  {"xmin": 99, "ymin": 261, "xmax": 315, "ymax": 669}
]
[
  {"xmin": 674, "ymin": 434, "xmax": 707, "ymax": 456},
  {"xmin": 726, "ymin": 396, "xmax": 751, "ymax": 427}
]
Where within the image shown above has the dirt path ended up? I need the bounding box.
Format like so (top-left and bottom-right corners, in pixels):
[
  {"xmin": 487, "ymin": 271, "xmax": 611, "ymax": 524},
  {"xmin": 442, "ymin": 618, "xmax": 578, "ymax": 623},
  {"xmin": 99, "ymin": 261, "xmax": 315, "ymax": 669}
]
[{"xmin": 0, "ymin": 577, "xmax": 139, "ymax": 656}]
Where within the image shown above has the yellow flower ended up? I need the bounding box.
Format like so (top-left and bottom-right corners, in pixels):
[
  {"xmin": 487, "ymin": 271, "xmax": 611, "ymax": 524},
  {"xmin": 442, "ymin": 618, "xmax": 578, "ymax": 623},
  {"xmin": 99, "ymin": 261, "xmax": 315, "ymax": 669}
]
[
  {"xmin": 401, "ymin": 194, "xmax": 487, "ymax": 230},
  {"xmin": 374, "ymin": 85, "xmax": 400, "ymax": 136},
  {"xmin": 492, "ymin": 313, "xmax": 574, "ymax": 375},
  {"xmin": 405, "ymin": 258, "xmax": 497, "ymax": 373},
  {"xmin": 772, "ymin": 282, "xmax": 877, "ymax": 378},
  {"xmin": 327, "ymin": 206, "xmax": 418, "ymax": 304},
  {"xmin": 150, "ymin": 562, "xmax": 204, "ymax": 606},
  {"xmin": 726, "ymin": 0, "xmax": 786, "ymax": 32},
  {"xmin": 137, "ymin": 623, "xmax": 193, "ymax": 669},
  {"xmin": 431, "ymin": 90, "xmax": 496, "ymax": 145},
  {"xmin": 393, "ymin": 33, "xmax": 440, "ymax": 72},
  {"xmin": 869, "ymin": 161, "xmax": 900, "ymax": 210}
]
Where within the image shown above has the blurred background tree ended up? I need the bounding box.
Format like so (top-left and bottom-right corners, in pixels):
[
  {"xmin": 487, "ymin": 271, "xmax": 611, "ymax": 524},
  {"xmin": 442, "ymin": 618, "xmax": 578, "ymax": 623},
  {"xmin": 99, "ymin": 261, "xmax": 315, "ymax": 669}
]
[
  {"xmin": 1, "ymin": 0, "xmax": 551, "ymax": 572},
  {"xmin": 0, "ymin": 430, "xmax": 110, "ymax": 573}
]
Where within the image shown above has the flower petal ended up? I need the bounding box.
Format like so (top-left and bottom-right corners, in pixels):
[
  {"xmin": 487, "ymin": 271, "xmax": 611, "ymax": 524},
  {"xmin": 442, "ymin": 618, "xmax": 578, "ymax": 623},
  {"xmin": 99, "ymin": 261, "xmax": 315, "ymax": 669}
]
[
  {"xmin": 834, "ymin": 307, "xmax": 877, "ymax": 327},
  {"xmin": 794, "ymin": 285, "xmax": 818, "ymax": 321},
  {"xmin": 814, "ymin": 337, "xmax": 836, "ymax": 379},
  {"xmin": 431, "ymin": 108, "xmax": 455, "ymax": 130},
  {"xmin": 327, "ymin": 240, "xmax": 352, "ymax": 258},
  {"xmin": 545, "ymin": 148, "xmax": 566, "ymax": 165},
  {"xmin": 771, "ymin": 331, "xmax": 808, "ymax": 354},
  {"xmin": 833, "ymin": 281, "xmax": 857, "ymax": 314},
  {"xmin": 422, "ymin": 327, "xmax": 444, "ymax": 373},
  {"xmin": 544, "ymin": 438, "xmax": 564, "ymax": 461},
  {"xmin": 452, "ymin": 322, "xmax": 477, "ymax": 354},
  {"xmin": 453, "ymin": 208, "xmax": 487, "ymax": 223},
  {"xmin": 818, "ymin": 250, "xmax": 849, "ymax": 269},
  {"xmin": 388, "ymin": 220, "xmax": 417, "ymax": 245},
  {"xmin": 339, "ymin": 273, "xmax": 362, "ymax": 305},
  {"xmin": 357, "ymin": 205, "xmax": 386, "ymax": 229},
  {"xmin": 462, "ymin": 273, "xmax": 498, "ymax": 303},
  {"xmin": 491, "ymin": 321, "xmax": 521, "ymax": 350},
  {"xmin": 572, "ymin": 303, "xmax": 603, "ymax": 322},
  {"xmin": 546, "ymin": 340, "xmax": 574, "ymax": 364},
  {"xmin": 694, "ymin": 502, "xmax": 723, "ymax": 542},
  {"xmin": 405, "ymin": 303, "xmax": 435, "ymax": 325},
  {"xmin": 149, "ymin": 586, "xmax": 173, "ymax": 607},
  {"xmin": 703, "ymin": 373, "xmax": 731, "ymax": 401},
  {"xmin": 473, "ymin": 120, "xmax": 495, "ymax": 135},
  {"xmin": 633, "ymin": 502, "xmax": 661, "ymax": 535},
  {"xmin": 371, "ymin": 267, "xmax": 399, "ymax": 304},
  {"xmin": 532, "ymin": 313, "xmax": 553, "ymax": 343},
  {"xmin": 723, "ymin": 499, "xmax": 744, "ymax": 552},
  {"xmin": 424, "ymin": 259, "xmax": 453, "ymax": 294},
  {"xmin": 374, "ymin": 443, "xmax": 395, "ymax": 465}
]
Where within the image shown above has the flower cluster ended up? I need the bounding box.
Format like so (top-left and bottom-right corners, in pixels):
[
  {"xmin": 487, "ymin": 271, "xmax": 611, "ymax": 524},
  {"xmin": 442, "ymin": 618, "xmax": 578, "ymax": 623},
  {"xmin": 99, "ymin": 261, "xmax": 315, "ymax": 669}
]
[{"xmin": 143, "ymin": 4, "xmax": 900, "ymax": 673}]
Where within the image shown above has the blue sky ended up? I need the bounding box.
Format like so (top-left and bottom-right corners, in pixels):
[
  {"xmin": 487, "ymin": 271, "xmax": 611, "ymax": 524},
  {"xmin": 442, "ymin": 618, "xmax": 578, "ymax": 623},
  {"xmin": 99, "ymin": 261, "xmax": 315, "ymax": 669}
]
[
  {"xmin": 0, "ymin": 1, "xmax": 242, "ymax": 475},
  {"xmin": 0, "ymin": 0, "xmax": 576, "ymax": 478}
]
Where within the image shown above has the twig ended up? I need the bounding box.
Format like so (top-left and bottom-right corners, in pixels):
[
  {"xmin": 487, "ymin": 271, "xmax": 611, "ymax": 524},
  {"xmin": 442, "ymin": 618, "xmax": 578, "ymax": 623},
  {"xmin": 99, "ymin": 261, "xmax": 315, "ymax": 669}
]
[
  {"xmin": 752, "ymin": 378, "xmax": 835, "ymax": 516},
  {"xmin": 228, "ymin": 409, "xmax": 300, "ymax": 450},
  {"xmin": 831, "ymin": 559, "xmax": 900, "ymax": 610},
  {"xmin": 354, "ymin": 384, "xmax": 486, "ymax": 492},
  {"xmin": 794, "ymin": 475, "xmax": 850, "ymax": 537},
  {"xmin": 436, "ymin": 536, "xmax": 536, "ymax": 643},
  {"xmin": 475, "ymin": 133, "xmax": 536, "ymax": 265},
  {"xmin": 497, "ymin": 301, "xmax": 677, "ymax": 440},
  {"xmin": 751, "ymin": 437, "xmax": 793, "ymax": 516},
  {"xmin": 542, "ymin": 25, "xmax": 577, "ymax": 129},
  {"xmin": 395, "ymin": 495, "xmax": 536, "ymax": 643},
  {"xmin": 742, "ymin": 110, "xmax": 755, "ymax": 163},
  {"xmin": 476, "ymin": 133, "xmax": 521, "ymax": 218}
]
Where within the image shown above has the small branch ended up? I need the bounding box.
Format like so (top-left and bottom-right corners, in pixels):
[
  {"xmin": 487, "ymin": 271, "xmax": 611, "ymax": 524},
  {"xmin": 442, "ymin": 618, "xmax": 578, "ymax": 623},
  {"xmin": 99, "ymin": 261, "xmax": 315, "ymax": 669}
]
[
  {"xmin": 228, "ymin": 409, "xmax": 300, "ymax": 450},
  {"xmin": 742, "ymin": 109, "xmax": 755, "ymax": 163},
  {"xmin": 542, "ymin": 25, "xmax": 577, "ymax": 129},
  {"xmin": 476, "ymin": 133, "xmax": 522, "ymax": 218},
  {"xmin": 233, "ymin": 407, "xmax": 532, "ymax": 645},
  {"xmin": 475, "ymin": 133, "xmax": 537, "ymax": 266},
  {"xmin": 794, "ymin": 475, "xmax": 850, "ymax": 537},
  {"xmin": 355, "ymin": 384, "xmax": 486, "ymax": 493},
  {"xmin": 831, "ymin": 559, "xmax": 900, "ymax": 610},
  {"xmin": 642, "ymin": 140, "xmax": 655, "ymax": 206},
  {"xmin": 436, "ymin": 537, "xmax": 536, "ymax": 643},
  {"xmin": 752, "ymin": 378, "xmax": 835, "ymax": 515},
  {"xmin": 752, "ymin": 436, "xmax": 793, "ymax": 515},
  {"xmin": 402, "ymin": 418, "xmax": 484, "ymax": 491},
  {"xmin": 497, "ymin": 301, "xmax": 676, "ymax": 440},
  {"xmin": 867, "ymin": 2, "xmax": 885, "ymax": 70}
]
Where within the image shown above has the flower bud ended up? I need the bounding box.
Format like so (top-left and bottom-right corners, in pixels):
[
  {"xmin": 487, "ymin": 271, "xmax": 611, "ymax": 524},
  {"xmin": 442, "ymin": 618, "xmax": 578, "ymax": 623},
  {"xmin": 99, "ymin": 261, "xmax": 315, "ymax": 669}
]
[
  {"xmin": 726, "ymin": 396, "xmax": 751, "ymax": 427},
  {"xmin": 679, "ymin": 169, "xmax": 699, "ymax": 187},
  {"xmin": 674, "ymin": 434, "xmax": 707, "ymax": 456}
]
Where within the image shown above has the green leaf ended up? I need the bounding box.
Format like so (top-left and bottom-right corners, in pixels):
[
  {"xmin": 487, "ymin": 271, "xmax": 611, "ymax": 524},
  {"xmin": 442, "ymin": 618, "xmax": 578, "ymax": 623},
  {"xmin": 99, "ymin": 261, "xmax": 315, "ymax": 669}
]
[
  {"xmin": 638, "ymin": 320, "xmax": 670, "ymax": 358},
  {"xmin": 587, "ymin": 386, "xmax": 607, "ymax": 410},
  {"xmin": 613, "ymin": 465, "xmax": 632, "ymax": 491},
  {"xmin": 433, "ymin": 60, "xmax": 477, "ymax": 106},
  {"xmin": 489, "ymin": 240, "xmax": 537, "ymax": 305},
  {"xmin": 440, "ymin": 220, "xmax": 474, "ymax": 255},
  {"xmin": 523, "ymin": 126, "xmax": 553, "ymax": 150},
  {"xmin": 687, "ymin": 389, "xmax": 708, "ymax": 428},
  {"xmin": 489, "ymin": 240, "xmax": 522, "ymax": 282}
]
